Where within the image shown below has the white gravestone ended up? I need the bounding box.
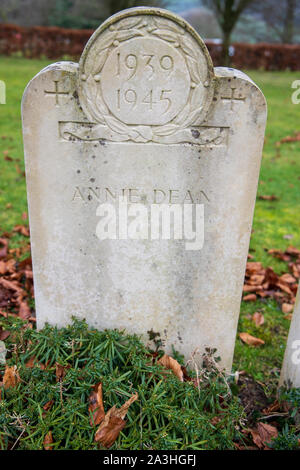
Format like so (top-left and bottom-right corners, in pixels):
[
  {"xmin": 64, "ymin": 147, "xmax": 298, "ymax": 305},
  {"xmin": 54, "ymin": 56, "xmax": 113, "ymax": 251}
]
[
  {"xmin": 280, "ymin": 281, "xmax": 300, "ymax": 388},
  {"xmin": 22, "ymin": 8, "xmax": 267, "ymax": 371}
]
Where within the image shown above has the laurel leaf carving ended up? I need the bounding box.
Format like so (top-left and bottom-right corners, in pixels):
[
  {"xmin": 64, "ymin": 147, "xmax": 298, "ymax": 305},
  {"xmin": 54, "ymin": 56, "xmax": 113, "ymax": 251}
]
[
  {"xmin": 79, "ymin": 14, "xmax": 212, "ymax": 143},
  {"xmin": 186, "ymin": 56, "xmax": 201, "ymax": 84},
  {"xmin": 190, "ymin": 84, "xmax": 205, "ymax": 110},
  {"xmin": 173, "ymin": 103, "xmax": 191, "ymax": 126},
  {"xmin": 93, "ymin": 49, "xmax": 109, "ymax": 75},
  {"xmin": 116, "ymin": 17, "xmax": 143, "ymax": 30},
  {"xmin": 82, "ymin": 76, "xmax": 105, "ymax": 123},
  {"xmin": 98, "ymin": 31, "xmax": 117, "ymax": 51},
  {"xmin": 151, "ymin": 30, "xmax": 178, "ymax": 42},
  {"xmin": 185, "ymin": 107, "xmax": 203, "ymax": 127},
  {"xmin": 179, "ymin": 36, "xmax": 197, "ymax": 59},
  {"xmin": 155, "ymin": 124, "xmax": 179, "ymax": 136},
  {"xmin": 116, "ymin": 29, "xmax": 144, "ymax": 42},
  {"xmin": 153, "ymin": 18, "xmax": 185, "ymax": 35},
  {"xmin": 134, "ymin": 125, "xmax": 153, "ymax": 141},
  {"xmin": 104, "ymin": 116, "xmax": 129, "ymax": 134}
]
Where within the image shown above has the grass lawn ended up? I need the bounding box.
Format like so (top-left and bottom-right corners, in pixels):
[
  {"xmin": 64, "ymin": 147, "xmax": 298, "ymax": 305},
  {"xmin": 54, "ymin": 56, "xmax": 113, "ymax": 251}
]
[{"xmin": 0, "ymin": 57, "xmax": 299, "ymax": 395}]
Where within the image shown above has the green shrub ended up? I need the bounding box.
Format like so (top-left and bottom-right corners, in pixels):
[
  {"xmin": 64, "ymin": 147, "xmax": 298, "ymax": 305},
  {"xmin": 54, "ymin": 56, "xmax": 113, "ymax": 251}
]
[{"xmin": 0, "ymin": 317, "xmax": 244, "ymax": 450}]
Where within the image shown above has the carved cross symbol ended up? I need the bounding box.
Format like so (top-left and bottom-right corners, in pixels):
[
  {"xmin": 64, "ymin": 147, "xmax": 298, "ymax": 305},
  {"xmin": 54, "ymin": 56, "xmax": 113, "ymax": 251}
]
[
  {"xmin": 44, "ymin": 80, "xmax": 70, "ymax": 106},
  {"xmin": 221, "ymin": 86, "xmax": 245, "ymax": 110}
]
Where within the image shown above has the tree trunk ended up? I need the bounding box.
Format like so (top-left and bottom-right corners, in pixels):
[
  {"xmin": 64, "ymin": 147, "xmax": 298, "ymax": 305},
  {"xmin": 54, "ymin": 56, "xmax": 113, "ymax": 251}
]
[
  {"xmin": 282, "ymin": 0, "xmax": 295, "ymax": 43},
  {"xmin": 222, "ymin": 31, "xmax": 232, "ymax": 67}
]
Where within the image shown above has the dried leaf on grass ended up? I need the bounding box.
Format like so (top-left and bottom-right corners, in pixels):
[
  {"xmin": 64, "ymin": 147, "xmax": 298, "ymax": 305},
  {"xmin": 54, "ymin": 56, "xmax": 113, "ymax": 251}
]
[
  {"xmin": 276, "ymin": 131, "xmax": 300, "ymax": 145},
  {"xmin": 252, "ymin": 312, "xmax": 264, "ymax": 327},
  {"xmin": 43, "ymin": 400, "xmax": 54, "ymax": 413},
  {"xmin": 95, "ymin": 409, "xmax": 126, "ymax": 448},
  {"xmin": 262, "ymin": 400, "xmax": 280, "ymax": 415},
  {"xmin": 250, "ymin": 423, "xmax": 278, "ymax": 449},
  {"xmin": 3, "ymin": 365, "xmax": 20, "ymax": 389},
  {"xmin": 94, "ymin": 393, "xmax": 138, "ymax": 448},
  {"xmin": 43, "ymin": 431, "xmax": 53, "ymax": 450},
  {"xmin": 243, "ymin": 251, "xmax": 300, "ymax": 312},
  {"xmin": 239, "ymin": 332, "xmax": 265, "ymax": 347},
  {"xmin": 258, "ymin": 195, "xmax": 279, "ymax": 201},
  {"xmin": 19, "ymin": 300, "xmax": 31, "ymax": 319},
  {"xmin": 0, "ymin": 232, "xmax": 34, "ymax": 324},
  {"xmin": 13, "ymin": 225, "xmax": 30, "ymax": 237},
  {"xmin": 243, "ymin": 294, "xmax": 257, "ymax": 302},
  {"xmin": 282, "ymin": 303, "xmax": 294, "ymax": 314},
  {"xmin": 42, "ymin": 400, "xmax": 54, "ymax": 418},
  {"xmin": 0, "ymin": 238, "xmax": 8, "ymax": 259},
  {"xmin": 25, "ymin": 356, "xmax": 45, "ymax": 369},
  {"xmin": 157, "ymin": 354, "xmax": 184, "ymax": 381},
  {"xmin": 55, "ymin": 363, "xmax": 69, "ymax": 382},
  {"xmin": 89, "ymin": 382, "xmax": 105, "ymax": 426},
  {"xmin": 0, "ymin": 326, "xmax": 10, "ymax": 340}
]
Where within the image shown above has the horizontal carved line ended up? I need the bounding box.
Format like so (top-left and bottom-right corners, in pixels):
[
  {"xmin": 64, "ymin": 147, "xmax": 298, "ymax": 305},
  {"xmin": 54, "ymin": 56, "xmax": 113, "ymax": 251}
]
[{"xmin": 58, "ymin": 121, "xmax": 229, "ymax": 146}]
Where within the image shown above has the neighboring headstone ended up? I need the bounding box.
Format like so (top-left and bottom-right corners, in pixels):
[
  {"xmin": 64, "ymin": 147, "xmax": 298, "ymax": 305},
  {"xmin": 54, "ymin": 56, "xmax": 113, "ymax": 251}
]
[
  {"xmin": 0, "ymin": 340, "xmax": 6, "ymax": 365},
  {"xmin": 22, "ymin": 7, "xmax": 267, "ymax": 371},
  {"xmin": 280, "ymin": 282, "xmax": 300, "ymax": 388}
]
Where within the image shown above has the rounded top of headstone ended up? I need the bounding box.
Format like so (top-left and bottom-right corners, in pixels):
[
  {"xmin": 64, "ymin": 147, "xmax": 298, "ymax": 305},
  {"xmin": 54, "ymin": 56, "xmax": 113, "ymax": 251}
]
[{"xmin": 78, "ymin": 7, "xmax": 215, "ymax": 142}]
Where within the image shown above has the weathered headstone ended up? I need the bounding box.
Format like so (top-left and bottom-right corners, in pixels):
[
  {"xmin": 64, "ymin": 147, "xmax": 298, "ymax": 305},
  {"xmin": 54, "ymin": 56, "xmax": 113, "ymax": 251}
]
[
  {"xmin": 22, "ymin": 7, "xmax": 267, "ymax": 371},
  {"xmin": 280, "ymin": 281, "xmax": 300, "ymax": 388}
]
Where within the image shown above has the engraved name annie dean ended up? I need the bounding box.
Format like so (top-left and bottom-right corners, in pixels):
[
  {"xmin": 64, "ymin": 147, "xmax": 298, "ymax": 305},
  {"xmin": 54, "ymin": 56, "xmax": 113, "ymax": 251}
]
[{"xmin": 71, "ymin": 186, "xmax": 210, "ymax": 204}]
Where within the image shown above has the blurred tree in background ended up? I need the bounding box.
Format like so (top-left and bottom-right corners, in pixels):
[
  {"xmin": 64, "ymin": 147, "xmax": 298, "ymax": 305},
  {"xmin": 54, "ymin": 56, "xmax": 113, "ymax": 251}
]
[
  {"xmin": 49, "ymin": 0, "xmax": 166, "ymax": 28},
  {"xmin": 0, "ymin": 0, "xmax": 167, "ymax": 29},
  {"xmin": 248, "ymin": 0, "xmax": 299, "ymax": 44},
  {"xmin": 202, "ymin": 0, "xmax": 258, "ymax": 65},
  {"xmin": 0, "ymin": 0, "xmax": 299, "ymax": 66},
  {"xmin": 202, "ymin": 0, "xmax": 299, "ymax": 64}
]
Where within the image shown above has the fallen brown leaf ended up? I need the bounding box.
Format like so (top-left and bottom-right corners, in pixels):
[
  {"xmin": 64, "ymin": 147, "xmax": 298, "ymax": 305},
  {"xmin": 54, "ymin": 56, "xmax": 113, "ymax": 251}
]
[
  {"xmin": 3, "ymin": 365, "xmax": 20, "ymax": 389},
  {"xmin": 250, "ymin": 422, "xmax": 278, "ymax": 449},
  {"xmin": 282, "ymin": 303, "xmax": 294, "ymax": 314},
  {"xmin": 252, "ymin": 312, "xmax": 264, "ymax": 327},
  {"xmin": 262, "ymin": 400, "xmax": 280, "ymax": 415},
  {"xmin": 243, "ymin": 284, "xmax": 261, "ymax": 293},
  {"xmin": 157, "ymin": 354, "xmax": 184, "ymax": 381},
  {"xmin": 55, "ymin": 363, "xmax": 67, "ymax": 382},
  {"xmin": 19, "ymin": 300, "xmax": 31, "ymax": 320},
  {"xmin": 89, "ymin": 382, "xmax": 105, "ymax": 426},
  {"xmin": 25, "ymin": 356, "xmax": 41, "ymax": 368},
  {"xmin": 243, "ymin": 294, "xmax": 257, "ymax": 302},
  {"xmin": 115, "ymin": 392, "xmax": 139, "ymax": 420},
  {"xmin": 239, "ymin": 332, "xmax": 265, "ymax": 347},
  {"xmin": 277, "ymin": 131, "xmax": 300, "ymax": 144},
  {"xmin": 210, "ymin": 416, "xmax": 221, "ymax": 426},
  {"xmin": 286, "ymin": 246, "xmax": 300, "ymax": 256},
  {"xmin": 95, "ymin": 393, "xmax": 138, "ymax": 448},
  {"xmin": 0, "ymin": 326, "xmax": 10, "ymax": 340},
  {"xmin": 42, "ymin": 400, "xmax": 54, "ymax": 417},
  {"xmin": 95, "ymin": 408, "xmax": 126, "ymax": 448},
  {"xmin": 258, "ymin": 195, "xmax": 278, "ymax": 201},
  {"xmin": 280, "ymin": 273, "xmax": 296, "ymax": 284},
  {"xmin": 13, "ymin": 225, "xmax": 30, "ymax": 237},
  {"xmin": 43, "ymin": 431, "xmax": 53, "ymax": 450},
  {"xmin": 0, "ymin": 238, "xmax": 8, "ymax": 259},
  {"xmin": 246, "ymin": 261, "xmax": 263, "ymax": 273}
]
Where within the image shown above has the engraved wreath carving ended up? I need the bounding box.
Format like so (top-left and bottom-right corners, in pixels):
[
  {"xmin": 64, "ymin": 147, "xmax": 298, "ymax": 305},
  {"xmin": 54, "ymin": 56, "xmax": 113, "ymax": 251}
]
[{"xmin": 78, "ymin": 14, "xmax": 214, "ymax": 143}]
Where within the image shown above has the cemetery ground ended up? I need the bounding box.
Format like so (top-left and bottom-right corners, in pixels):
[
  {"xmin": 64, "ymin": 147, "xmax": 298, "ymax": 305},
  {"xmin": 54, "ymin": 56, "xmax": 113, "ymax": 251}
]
[{"xmin": 0, "ymin": 57, "xmax": 300, "ymax": 450}]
